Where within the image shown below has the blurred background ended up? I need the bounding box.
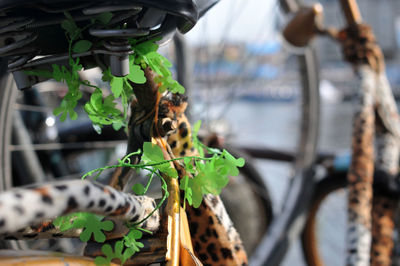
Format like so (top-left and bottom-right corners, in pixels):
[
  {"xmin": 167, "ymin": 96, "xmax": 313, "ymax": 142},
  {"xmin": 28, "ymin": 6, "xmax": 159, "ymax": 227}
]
[
  {"xmin": 4, "ymin": 0, "xmax": 399, "ymax": 264},
  {"xmin": 174, "ymin": 0, "xmax": 400, "ymax": 265}
]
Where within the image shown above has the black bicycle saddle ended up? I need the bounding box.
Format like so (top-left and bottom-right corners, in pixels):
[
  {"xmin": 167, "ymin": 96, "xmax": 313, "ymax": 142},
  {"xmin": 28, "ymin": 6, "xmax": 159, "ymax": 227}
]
[
  {"xmin": 0, "ymin": 0, "xmax": 217, "ymax": 31},
  {"xmin": 0, "ymin": 0, "xmax": 218, "ymax": 88}
]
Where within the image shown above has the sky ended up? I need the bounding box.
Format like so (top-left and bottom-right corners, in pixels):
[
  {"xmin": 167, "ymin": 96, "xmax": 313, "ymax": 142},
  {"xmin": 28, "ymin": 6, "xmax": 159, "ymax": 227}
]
[{"xmin": 185, "ymin": 0, "xmax": 279, "ymax": 45}]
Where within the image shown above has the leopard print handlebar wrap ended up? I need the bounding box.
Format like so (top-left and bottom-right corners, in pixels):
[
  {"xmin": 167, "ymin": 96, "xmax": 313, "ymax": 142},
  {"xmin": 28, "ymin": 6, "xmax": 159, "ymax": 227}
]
[
  {"xmin": 346, "ymin": 66, "xmax": 375, "ymax": 266},
  {"xmin": 0, "ymin": 180, "xmax": 159, "ymax": 234}
]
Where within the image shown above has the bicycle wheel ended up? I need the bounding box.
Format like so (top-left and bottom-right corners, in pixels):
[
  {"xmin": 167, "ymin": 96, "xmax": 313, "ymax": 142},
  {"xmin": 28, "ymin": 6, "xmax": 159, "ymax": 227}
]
[
  {"xmin": 301, "ymin": 171, "xmax": 348, "ymax": 266},
  {"xmin": 0, "ymin": 63, "xmax": 127, "ymax": 186},
  {"xmin": 220, "ymin": 145, "xmax": 273, "ymax": 255},
  {"xmin": 0, "ymin": 58, "xmax": 128, "ymax": 252},
  {"xmin": 183, "ymin": 0, "xmax": 320, "ymax": 264},
  {"xmin": 160, "ymin": 37, "xmax": 275, "ymax": 256}
]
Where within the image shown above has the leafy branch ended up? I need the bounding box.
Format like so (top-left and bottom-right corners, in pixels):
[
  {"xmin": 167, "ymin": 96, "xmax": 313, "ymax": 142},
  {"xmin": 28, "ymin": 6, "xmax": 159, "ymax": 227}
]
[
  {"xmin": 53, "ymin": 212, "xmax": 114, "ymax": 242},
  {"xmin": 93, "ymin": 227, "xmax": 149, "ymax": 266},
  {"xmin": 24, "ymin": 12, "xmax": 184, "ymax": 133},
  {"xmin": 30, "ymin": 10, "xmax": 247, "ymax": 266}
]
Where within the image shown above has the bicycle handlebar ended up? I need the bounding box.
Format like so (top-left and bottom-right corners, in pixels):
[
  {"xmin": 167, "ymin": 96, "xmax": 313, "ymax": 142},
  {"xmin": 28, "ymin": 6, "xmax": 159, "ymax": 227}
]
[{"xmin": 340, "ymin": 0, "xmax": 362, "ymax": 25}]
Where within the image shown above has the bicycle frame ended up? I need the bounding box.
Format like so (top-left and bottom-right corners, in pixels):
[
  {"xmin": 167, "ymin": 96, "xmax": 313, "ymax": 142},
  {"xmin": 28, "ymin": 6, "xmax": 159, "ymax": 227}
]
[
  {"xmin": 338, "ymin": 1, "xmax": 400, "ymax": 264},
  {"xmin": 252, "ymin": 0, "xmax": 400, "ymax": 264}
]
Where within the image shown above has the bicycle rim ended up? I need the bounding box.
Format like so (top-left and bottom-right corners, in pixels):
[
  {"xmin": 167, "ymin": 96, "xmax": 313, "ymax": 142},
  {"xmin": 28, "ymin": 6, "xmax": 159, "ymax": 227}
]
[
  {"xmin": 182, "ymin": 0, "xmax": 320, "ymax": 264},
  {"xmin": 301, "ymin": 172, "xmax": 348, "ymax": 266},
  {"xmin": 0, "ymin": 60, "xmax": 15, "ymax": 191},
  {"xmin": 0, "ymin": 60, "xmax": 126, "ymax": 252}
]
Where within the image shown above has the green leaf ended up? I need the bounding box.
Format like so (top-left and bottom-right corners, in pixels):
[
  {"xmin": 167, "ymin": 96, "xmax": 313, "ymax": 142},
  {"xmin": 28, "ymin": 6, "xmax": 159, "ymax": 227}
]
[
  {"xmin": 180, "ymin": 175, "xmax": 193, "ymax": 207},
  {"xmin": 223, "ymin": 150, "xmax": 245, "ymax": 175},
  {"xmin": 90, "ymin": 89, "xmax": 104, "ymax": 111},
  {"xmin": 131, "ymin": 38, "xmax": 185, "ymax": 94},
  {"xmin": 127, "ymin": 64, "xmax": 146, "ymax": 84},
  {"xmin": 62, "ymin": 12, "xmax": 82, "ymax": 40},
  {"xmin": 69, "ymin": 109, "xmax": 78, "ymax": 120},
  {"xmin": 141, "ymin": 142, "xmax": 178, "ymax": 178},
  {"xmin": 53, "ymin": 213, "xmax": 80, "ymax": 231},
  {"xmin": 190, "ymin": 179, "xmax": 203, "ymax": 208},
  {"xmin": 123, "ymin": 229, "xmax": 144, "ymax": 255},
  {"xmin": 61, "ymin": 19, "xmax": 79, "ymax": 38},
  {"xmin": 73, "ymin": 40, "xmax": 92, "ymax": 53},
  {"xmin": 94, "ymin": 256, "xmax": 109, "ymax": 266},
  {"xmin": 95, "ymin": 12, "xmax": 113, "ymax": 25},
  {"xmin": 102, "ymin": 68, "xmax": 113, "ymax": 82},
  {"xmin": 23, "ymin": 69, "xmax": 53, "ymax": 79},
  {"xmin": 95, "ymin": 238, "xmax": 136, "ymax": 266},
  {"xmin": 53, "ymin": 106, "xmax": 64, "ymax": 116},
  {"xmin": 132, "ymin": 183, "xmax": 145, "ymax": 195},
  {"xmin": 54, "ymin": 213, "xmax": 114, "ymax": 243},
  {"xmin": 178, "ymin": 145, "xmax": 244, "ymax": 208},
  {"xmin": 52, "ymin": 64, "xmax": 64, "ymax": 82},
  {"xmin": 192, "ymin": 120, "xmax": 204, "ymax": 157},
  {"xmin": 142, "ymin": 142, "xmax": 165, "ymax": 164},
  {"xmin": 60, "ymin": 111, "xmax": 68, "ymax": 122},
  {"xmin": 112, "ymin": 121, "xmax": 123, "ymax": 131},
  {"xmin": 110, "ymin": 77, "xmax": 124, "ymax": 98}
]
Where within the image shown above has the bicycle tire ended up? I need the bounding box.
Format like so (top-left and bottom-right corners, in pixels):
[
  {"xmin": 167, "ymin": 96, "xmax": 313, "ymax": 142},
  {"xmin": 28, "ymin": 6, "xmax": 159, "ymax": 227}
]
[
  {"xmin": 301, "ymin": 171, "xmax": 348, "ymax": 266},
  {"xmin": 167, "ymin": 33, "xmax": 276, "ymax": 256},
  {"xmin": 220, "ymin": 144, "xmax": 273, "ymax": 255},
  {"xmin": 250, "ymin": 6, "xmax": 320, "ymax": 265},
  {"xmin": 0, "ymin": 58, "xmax": 16, "ymax": 191},
  {"xmin": 182, "ymin": 1, "xmax": 320, "ymax": 264}
]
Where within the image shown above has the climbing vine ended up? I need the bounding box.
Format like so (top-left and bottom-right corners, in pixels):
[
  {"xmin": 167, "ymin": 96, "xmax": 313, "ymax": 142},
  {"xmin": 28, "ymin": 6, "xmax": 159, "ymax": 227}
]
[{"xmin": 24, "ymin": 11, "xmax": 245, "ymax": 266}]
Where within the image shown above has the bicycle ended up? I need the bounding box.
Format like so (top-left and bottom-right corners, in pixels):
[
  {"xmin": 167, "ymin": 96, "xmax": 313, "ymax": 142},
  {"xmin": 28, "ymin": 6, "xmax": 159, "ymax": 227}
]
[
  {"xmin": 186, "ymin": 0, "xmax": 400, "ymax": 265},
  {"xmin": 0, "ymin": 0, "xmax": 260, "ymax": 265},
  {"xmin": 277, "ymin": 0, "xmax": 400, "ymax": 265},
  {"xmin": 1, "ymin": 0, "xmax": 395, "ymax": 265},
  {"xmin": 182, "ymin": 1, "xmax": 322, "ymax": 265}
]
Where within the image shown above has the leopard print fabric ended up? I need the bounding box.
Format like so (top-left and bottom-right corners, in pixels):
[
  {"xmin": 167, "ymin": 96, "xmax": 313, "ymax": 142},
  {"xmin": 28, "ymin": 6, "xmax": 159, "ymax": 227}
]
[
  {"xmin": 370, "ymin": 195, "xmax": 396, "ymax": 266},
  {"xmin": 187, "ymin": 195, "xmax": 248, "ymax": 266},
  {"xmin": 346, "ymin": 66, "xmax": 376, "ymax": 266},
  {"xmin": 0, "ymin": 180, "xmax": 159, "ymax": 235},
  {"xmin": 164, "ymin": 94, "xmax": 248, "ymax": 266}
]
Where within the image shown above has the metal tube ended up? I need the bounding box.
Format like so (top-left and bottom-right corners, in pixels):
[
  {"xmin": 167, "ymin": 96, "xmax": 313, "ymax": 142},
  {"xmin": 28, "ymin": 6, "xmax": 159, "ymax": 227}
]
[{"xmin": 340, "ymin": 0, "xmax": 362, "ymax": 25}]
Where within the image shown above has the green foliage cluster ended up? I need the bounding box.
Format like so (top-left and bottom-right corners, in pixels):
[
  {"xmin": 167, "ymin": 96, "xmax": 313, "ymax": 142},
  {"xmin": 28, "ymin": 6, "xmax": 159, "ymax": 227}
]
[
  {"xmin": 53, "ymin": 212, "xmax": 146, "ymax": 265},
  {"xmin": 53, "ymin": 212, "xmax": 114, "ymax": 242},
  {"xmin": 131, "ymin": 39, "xmax": 185, "ymax": 94},
  {"xmin": 25, "ymin": 11, "xmax": 184, "ymax": 133},
  {"xmin": 60, "ymin": 122, "xmax": 244, "ymax": 266},
  {"xmin": 94, "ymin": 228, "xmax": 147, "ymax": 265},
  {"xmin": 39, "ymin": 11, "xmax": 246, "ymax": 266},
  {"xmin": 84, "ymin": 123, "xmax": 244, "ymax": 210},
  {"xmin": 180, "ymin": 121, "xmax": 245, "ymax": 208}
]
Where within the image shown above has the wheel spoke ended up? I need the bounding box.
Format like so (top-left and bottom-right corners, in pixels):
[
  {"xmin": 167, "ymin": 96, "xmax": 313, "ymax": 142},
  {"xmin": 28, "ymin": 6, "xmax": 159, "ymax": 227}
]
[
  {"xmin": 10, "ymin": 140, "xmax": 126, "ymax": 151},
  {"xmin": 13, "ymin": 103, "xmax": 53, "ymax": 112}
]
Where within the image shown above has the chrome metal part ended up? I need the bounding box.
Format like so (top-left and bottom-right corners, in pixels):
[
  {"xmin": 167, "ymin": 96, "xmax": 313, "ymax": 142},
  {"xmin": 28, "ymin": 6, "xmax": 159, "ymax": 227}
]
[
  {"xmin": 137, "ymin": 8, "xmax": 166, "ymax": 29},
  {"xmin": 89, "ymin": 28, "xmax": 149, "ymax": 38},
  {"xmin": 11, "ymin": 70, "xmax": 32, "ymax": 90},
  {"xmin": 11, "ymin": 48, "xmax": 134, "ymax": 71},
  {"xmin": 7, "ymin": 53, "xmax": 35, "ymax": 69},
  {"xmin": 0, "ymin": 33, "xmax": 37, "ymax": 55},
  {"xmin": 32, "ymin": 2, "xmax": 91, "ymax": 13},
  {"xmin": 0, "ymin": 18, "xmax": 34, "ymax": 34},
  {"xmin": 83, "ymin": 4, "xmax": 142, "ymax": 15},
  {"xmin": 0, "ymin": 3, "xmax": 178, "ymax": 85},
  {"xmin": 0, "ymin": 18, "xmax": 38, "ymax": 69},
  {"xmin": 102, "ymin": 42, "xmax": 131, "ymax": 52},
  {"xmin": 110, "ymin": 54, "xmax": 129, "ymax": 77}
]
